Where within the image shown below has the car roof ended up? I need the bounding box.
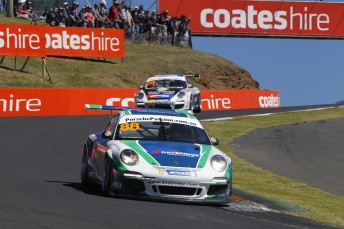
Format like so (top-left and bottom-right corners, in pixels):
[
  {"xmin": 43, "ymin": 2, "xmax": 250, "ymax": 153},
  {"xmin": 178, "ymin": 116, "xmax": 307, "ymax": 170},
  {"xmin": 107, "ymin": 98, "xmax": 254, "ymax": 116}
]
[
  {"xmin": 148, "ymin": 74, "xmax": 185, "ymax": 78},
  {"xmin": 147, "ymin": 74, "xmax": 187, "ymax": 81}
]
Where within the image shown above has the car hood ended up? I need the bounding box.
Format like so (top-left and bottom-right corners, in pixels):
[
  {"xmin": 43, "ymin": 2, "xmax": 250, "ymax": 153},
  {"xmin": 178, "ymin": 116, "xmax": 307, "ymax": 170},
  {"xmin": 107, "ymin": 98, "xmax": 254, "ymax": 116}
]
[
  {"xmin": 125, "ymin": 140, "xmax": 212, "ymax": 168},
  {"xmin": 147, "ymin": 93, "xmax": 175, "ymax": 99},
  {"xmin": 144, "ymin": 89, "xmax": 182, "ymax": 99}
]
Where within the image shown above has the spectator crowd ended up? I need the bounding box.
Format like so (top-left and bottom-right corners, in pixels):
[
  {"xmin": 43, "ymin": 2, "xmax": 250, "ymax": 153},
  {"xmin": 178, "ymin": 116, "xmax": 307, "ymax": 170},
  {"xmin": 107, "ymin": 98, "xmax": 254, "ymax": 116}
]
[
  {"xmin": 42, "ymin": 0, "xmax": 191, "ymax": 45},
  {"xmin": 4, "ymin": 0, "xmax": 192, "ymax": 46}
]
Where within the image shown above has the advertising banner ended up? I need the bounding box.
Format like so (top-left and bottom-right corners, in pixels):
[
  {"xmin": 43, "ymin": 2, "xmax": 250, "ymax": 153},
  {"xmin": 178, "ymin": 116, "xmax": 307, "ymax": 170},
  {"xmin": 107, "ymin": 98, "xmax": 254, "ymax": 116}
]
[
  {"xmin": 0, "ymin": 88, "xmax": 280, "ymax": 117},
  {"xmin": 44, "ymin": 26, "xmax": 124, "ymax": 58},
  {"xmin": 159, "ymin": 0, "xmax": 344, "ymax": 38},
  {"xmin": 0, "ymin": 24, "xmax": 46, "ymax": 57},
  {"xmin": 0, "ymin": 24, "xmax": 124, "ymax": 58}
]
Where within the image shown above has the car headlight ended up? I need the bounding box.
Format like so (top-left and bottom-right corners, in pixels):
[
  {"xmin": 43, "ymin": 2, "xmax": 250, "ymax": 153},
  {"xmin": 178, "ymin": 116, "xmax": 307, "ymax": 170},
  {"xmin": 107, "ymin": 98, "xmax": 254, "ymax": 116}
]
[
  {"xmin": 136, "ymin": 92, "xmax": 144, "ymax": 100},
  {"xmin": 211, "ymin": 155, "xmax": 227, "ymax": 172},
  {"xmin": 120, "ymin": 149, "xmax": 139, "ymax": 166},
  {"xmin": 177, "ymin": 91, "xmax": 186, "ymax": 98}
]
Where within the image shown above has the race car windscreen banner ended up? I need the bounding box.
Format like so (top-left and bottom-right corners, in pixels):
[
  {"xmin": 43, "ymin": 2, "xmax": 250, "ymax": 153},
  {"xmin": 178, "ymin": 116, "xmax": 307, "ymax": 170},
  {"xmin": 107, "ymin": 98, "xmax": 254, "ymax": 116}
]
[{"xmin": 159, "ymin": 0, "xmax": 344, "ymax": 38}]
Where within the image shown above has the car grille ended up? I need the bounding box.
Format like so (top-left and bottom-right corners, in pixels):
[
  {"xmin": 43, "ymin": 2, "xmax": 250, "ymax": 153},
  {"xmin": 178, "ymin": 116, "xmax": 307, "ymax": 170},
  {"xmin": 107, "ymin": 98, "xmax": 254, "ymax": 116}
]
[
  {"xmin": 154, "ymin": 185, "xmax": 201, "ymax": 196},
  {"xmin": 207, "ymin": 185, "xmax": 227, "ymax": 195},
  {"xmin": 174, "ymin": 104, "xmax": 184, "ymax": 109},
  {"xmin": 152, "ymin": 103, "xmax": 171, "ymax": 108},
  {"xmin": 123, "ymin": 179, "xmax": 145, "ymax": 192}
]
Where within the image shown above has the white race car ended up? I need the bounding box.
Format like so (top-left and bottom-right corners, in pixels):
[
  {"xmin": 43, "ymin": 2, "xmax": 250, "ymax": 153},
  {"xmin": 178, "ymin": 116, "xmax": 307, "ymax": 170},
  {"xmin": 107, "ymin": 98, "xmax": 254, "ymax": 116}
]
[
  {"xmin": 134, "ymin": 74, "xmax": 202, "ymax": 113},
  {"xmin": 81, "ymin": 105, "xmax": 232, "ymax": 205}
]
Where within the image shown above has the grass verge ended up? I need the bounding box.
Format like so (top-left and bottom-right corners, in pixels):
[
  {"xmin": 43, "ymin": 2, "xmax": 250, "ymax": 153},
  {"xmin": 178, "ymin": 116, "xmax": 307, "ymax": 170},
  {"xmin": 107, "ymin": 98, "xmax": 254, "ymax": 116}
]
[{"xmin": 202, "ymin": 107, "xmax": 344, "ymax": 227}]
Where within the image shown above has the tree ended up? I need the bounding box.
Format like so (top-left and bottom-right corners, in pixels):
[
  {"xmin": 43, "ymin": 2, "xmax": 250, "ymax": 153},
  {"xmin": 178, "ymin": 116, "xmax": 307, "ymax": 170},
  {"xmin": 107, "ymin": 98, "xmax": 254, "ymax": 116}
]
[{"xmin": 7, "ymin": 0, "xmax": 14, "ymax": 18}]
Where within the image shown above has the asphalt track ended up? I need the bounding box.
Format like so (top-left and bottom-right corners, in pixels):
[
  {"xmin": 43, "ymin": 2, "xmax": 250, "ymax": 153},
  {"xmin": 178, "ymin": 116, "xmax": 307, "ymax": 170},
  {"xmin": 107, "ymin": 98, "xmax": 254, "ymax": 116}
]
[
  {"xmin": 230, "ymin": 118, "xmax": 344, "ymax": 196},
  {"xmin": 0, "ymin": 105, "xmax": 342, "ymax": 229}
]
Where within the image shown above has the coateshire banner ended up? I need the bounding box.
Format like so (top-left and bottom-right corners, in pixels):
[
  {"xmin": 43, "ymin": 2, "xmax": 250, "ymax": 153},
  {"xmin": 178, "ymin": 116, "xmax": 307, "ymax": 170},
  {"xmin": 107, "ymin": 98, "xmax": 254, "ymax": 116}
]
[
  {"xmin": 159, "ymin": 0, "xmax": 344, "ymax": 38},
  {"xmin": 0, "ymin": 24, "xmax": 124, "ymax": 58},
  {"xmin": 0, "ymin": 88, "xmax": 280, "ymax": 117}
]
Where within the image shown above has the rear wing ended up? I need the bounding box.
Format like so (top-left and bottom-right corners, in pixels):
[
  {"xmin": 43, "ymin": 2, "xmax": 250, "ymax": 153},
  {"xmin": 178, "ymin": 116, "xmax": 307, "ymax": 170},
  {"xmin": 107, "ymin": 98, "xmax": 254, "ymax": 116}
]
[
  {"xmin": 85, "ymin": 104, "xmax": 194, "ymax": 115},
  {"xmin": 85, "ymin": 104, "xmax": 129, "ymax": 111},
  {"xmin": 85, "ymin": 104, "xmax": 131, "ymax": 119},
  {"xmin": 147, "ymin": 74, "xmax": 201, "ymax": 78},
  {"xmin": 184, "ymin": 74, "xmax": 200, "ymax": 78}
]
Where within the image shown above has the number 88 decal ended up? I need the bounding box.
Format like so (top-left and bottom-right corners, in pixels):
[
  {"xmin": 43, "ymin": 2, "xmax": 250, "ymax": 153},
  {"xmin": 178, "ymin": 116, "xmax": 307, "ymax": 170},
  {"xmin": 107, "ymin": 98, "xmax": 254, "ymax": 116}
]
[{"xmin": 119, "ymin": 122, "xmax": 140, "ymax": 131}]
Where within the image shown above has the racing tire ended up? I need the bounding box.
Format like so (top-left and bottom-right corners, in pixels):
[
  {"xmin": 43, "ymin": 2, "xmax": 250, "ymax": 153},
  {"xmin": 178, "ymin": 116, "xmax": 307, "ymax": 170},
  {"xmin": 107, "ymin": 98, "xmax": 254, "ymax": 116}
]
[
  {"xmin": 229, "ymin": 178, "xmax": 232, "ymax": 197},
  {"xmin": 80, "ymin": 146, "xmax": 89, "ymax": 186},
  {"xmin": 102, "ymin": 157, "xmax": 113, "ymax": 196},
  {"xmin": 192, "ymin": 96, "xmax": 202, "ymax": 113},
  {"xmin": 193, "ymin": 107, "xmax": 201, "ymax": 113}
]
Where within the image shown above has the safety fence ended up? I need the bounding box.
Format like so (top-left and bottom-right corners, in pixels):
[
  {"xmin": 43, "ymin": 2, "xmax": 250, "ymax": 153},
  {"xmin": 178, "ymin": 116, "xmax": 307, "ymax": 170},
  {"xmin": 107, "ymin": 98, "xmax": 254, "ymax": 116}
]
[{"xmin": 0, "ymin": 88, "xmax": 280, "ymax": 117}]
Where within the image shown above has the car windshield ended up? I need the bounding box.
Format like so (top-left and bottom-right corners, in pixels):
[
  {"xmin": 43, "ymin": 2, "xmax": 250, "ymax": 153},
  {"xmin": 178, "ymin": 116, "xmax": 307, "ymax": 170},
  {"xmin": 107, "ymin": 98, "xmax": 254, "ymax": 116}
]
[
  {"xmin": 116, "ymin": 121, "xmax": 211, "ymax": 145},
  {"xmin": 145, "ymin": 79, "xmax": 186, "ymax": 89}
]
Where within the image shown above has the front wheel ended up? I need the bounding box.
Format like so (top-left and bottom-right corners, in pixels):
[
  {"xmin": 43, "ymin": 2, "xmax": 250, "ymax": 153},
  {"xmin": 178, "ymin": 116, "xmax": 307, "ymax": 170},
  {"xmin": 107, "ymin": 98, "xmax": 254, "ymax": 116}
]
[
  {"xmin": 228, "ymin": 178, "xmax": 232, "ymax": 197},
  {"xmin": 102, "ymin": 157, "xmax": 113, "ymax": 196},
  {"xmin": 80, "ymin": 146, "xmax": 89, "ymax": 186}
]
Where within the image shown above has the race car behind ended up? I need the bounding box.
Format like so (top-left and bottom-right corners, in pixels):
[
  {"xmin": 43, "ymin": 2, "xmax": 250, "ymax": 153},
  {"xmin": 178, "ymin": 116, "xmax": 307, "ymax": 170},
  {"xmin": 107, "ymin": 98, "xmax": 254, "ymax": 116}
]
[{"xmin": 134, "ymin": 74, "xmax": 202, "ymax": 113}]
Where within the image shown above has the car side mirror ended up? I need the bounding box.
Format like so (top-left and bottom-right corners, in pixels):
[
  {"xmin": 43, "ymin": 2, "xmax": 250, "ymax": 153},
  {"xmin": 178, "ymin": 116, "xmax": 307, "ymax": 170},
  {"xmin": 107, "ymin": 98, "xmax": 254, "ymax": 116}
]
[
  {"xmin": 102, "ymin": 130, "xmax": 113, "ymax": 140},
  {"xmin": 139, "ymin": 85, "xmax": 143, "ymax": 89},
  {"xmin": 188, "ymin": 84, "xmax": 193, "ymax": 88},
  {"xmin": 210, "ymin": 137, "xmax": 219, "ymax": 145}
]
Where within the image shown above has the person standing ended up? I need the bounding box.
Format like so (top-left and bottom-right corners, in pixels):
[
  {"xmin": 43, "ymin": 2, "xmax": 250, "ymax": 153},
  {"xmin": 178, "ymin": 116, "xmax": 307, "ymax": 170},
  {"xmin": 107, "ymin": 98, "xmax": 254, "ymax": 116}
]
[
  {"xmin": 121, "ymin": 4, "xmax": 133, "ymax": 36},
  {"xmin": 85, "ymin": 5, "xmax": 95, "ymax": 27},
  {"xmin": 131, "ymin": 6, "xmax": 140, "ymax": 34},
  {"xmin": 62, "ymin": 2, "xmax": 69, "ymax": 26},
  {"xmin": 98, "ymin": 0, "xmax": 109, "ymax": 28},
  {"xmin": 68, "ymin": 1, "xmax": 81, "ymax": 27},
  {"xmin": 108, "ymin": 0, "xmax": 122, "ymax": 29}
]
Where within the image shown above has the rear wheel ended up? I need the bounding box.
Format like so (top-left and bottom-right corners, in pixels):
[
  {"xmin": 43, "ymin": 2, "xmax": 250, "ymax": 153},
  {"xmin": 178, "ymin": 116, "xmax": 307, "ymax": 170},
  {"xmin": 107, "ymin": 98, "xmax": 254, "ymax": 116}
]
[
  {"xmin": 102, "ymin": 157, "xmax": 113, "ymax": 196},
  {"xmin": 80, "ymin": 146, "xmax": 89, "ymax": 186}
]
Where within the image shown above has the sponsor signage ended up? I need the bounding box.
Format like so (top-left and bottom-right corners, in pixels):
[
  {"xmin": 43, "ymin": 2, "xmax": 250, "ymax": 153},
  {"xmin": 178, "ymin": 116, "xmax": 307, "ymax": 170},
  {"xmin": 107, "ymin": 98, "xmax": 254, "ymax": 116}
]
[
  {"xmin": 0, "ymin": 24, "xmax": 46, "ymax": 57},
  {"xmin": 123, "ymin": 116, "xmax": 200, "ymax": 127},
  {"xmin": 150, "ymin": 150, "xmax": 200, "ymax": 158},
  {"xmin": 148, "ymin": 181, "xmax": 202, "ymax": 187},
  {"xmin": 201, "ymin": 90, "xmax": 280, "ymax": 110},
  {"xmin": 0, "ymin": 24, "xmax": 124, "ymax": 58},
  {"xmin": 166, "ymin": 170, "xmax": 197, "ymax": 177},
  {"xmin": 0, "ymin": 88, "xmax": 279, "ymax": 117},
  {"xmin": 159, "ymin": 0, "xmax": 344, "ymax": 38}
]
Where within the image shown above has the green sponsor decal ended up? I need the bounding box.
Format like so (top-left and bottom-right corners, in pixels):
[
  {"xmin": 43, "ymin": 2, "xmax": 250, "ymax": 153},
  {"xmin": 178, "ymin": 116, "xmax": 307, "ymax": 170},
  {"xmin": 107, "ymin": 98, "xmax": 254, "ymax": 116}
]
[
  {"xmin": 196, "ymin": 145, "xmax": 211, "ymax": 168},
  {"xmin": 187, "ymin": 113, "xmax": 197, "ymax": 120},
  {"xmin": 225, "ymin": 169, "xmax": 231, "ymax": 180},
  {"xmin": 122, "ymin": 140, "xmax": 160, "ymax": 166},
  {"xmin": 87, "ymin": 104, "xmax": 102, "ymax": 110},
  {"xmin": 175, "ymin": 109, "xmax": 190, "ymax": 115},
  {"xmin": 112, "ymin": 156, "xmax": 128, "ymax": 172}
]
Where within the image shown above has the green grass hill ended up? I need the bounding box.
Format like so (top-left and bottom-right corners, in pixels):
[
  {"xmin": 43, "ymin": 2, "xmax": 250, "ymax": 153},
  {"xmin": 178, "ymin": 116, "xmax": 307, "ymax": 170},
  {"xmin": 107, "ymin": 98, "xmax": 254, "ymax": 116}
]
[{"xmin": 0, "ymin": 14, "xmax": 259, "ymax": 89}]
